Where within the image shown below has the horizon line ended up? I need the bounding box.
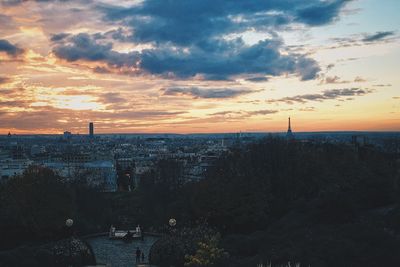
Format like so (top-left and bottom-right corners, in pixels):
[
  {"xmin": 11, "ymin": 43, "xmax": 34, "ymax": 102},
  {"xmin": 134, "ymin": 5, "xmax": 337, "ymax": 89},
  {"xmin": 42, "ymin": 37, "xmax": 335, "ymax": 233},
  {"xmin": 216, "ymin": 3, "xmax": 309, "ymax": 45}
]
[{"xmin": 3, "ymin": 130, "xmax": 400, "ymax": 136}]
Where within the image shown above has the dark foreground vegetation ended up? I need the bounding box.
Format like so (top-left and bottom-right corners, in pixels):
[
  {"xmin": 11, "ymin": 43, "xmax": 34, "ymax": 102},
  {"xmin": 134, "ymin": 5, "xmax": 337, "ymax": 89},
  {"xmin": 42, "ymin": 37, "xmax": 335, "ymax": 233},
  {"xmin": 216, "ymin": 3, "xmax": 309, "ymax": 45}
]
[{"xmin": 1, "ymin": 138, "xmax": 400, "ymax": 266}]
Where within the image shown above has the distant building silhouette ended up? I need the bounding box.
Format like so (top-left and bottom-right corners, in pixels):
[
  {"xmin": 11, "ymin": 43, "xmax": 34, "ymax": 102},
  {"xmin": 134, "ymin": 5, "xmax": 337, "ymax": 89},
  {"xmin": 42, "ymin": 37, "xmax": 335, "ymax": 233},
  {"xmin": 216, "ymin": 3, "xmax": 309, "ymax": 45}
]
[
  {"xmin": 89, "ymin": 122, "xmax": 94, "ymax": 138},
  {"xmin": 63, "ymin": 131, "xmax": 72, "ymax": 140},
  {"xmin": 286, "ymin": 117, "xmax": 294, "ymax": 140}
]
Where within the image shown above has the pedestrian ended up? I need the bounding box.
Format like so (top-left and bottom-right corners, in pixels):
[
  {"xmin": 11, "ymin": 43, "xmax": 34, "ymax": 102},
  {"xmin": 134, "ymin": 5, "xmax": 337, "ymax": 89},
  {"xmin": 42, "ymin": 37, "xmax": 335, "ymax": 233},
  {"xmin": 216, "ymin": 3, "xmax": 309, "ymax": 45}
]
[
  {"xmin": 135, "ymin": 247, "xmax": 141, "ymax": 263},
  {"xmin": 141, "ymin": 251, "xmax": 145, "ymax": 262}
]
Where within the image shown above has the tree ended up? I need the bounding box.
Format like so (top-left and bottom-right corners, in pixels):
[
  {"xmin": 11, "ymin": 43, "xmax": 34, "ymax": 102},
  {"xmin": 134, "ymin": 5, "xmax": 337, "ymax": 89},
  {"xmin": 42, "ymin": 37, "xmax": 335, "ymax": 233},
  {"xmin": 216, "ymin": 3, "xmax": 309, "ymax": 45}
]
[
  {"xmin": 185, "ymin": 233, "xmax": 228, "ymax": 267},
  {"xmin": 0, "ymin": 166, "xmax": 74, "ymax": 247}
]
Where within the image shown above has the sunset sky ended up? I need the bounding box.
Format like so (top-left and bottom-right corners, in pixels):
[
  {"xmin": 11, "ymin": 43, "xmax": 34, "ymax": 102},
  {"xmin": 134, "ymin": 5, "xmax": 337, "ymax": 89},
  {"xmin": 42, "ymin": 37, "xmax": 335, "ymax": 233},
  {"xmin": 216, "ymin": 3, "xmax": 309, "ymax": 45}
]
[{"xmin": 0, "ymin": 0, "xmax": 399, "ymax": 134}]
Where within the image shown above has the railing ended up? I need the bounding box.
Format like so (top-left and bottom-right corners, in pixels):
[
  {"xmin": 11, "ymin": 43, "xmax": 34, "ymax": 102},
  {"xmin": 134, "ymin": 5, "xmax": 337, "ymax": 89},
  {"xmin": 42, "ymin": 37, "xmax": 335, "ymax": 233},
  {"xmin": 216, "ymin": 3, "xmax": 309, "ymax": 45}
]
[{"xmin": 81, "ymin": 232, "xmax": 162, "ymax": 239}]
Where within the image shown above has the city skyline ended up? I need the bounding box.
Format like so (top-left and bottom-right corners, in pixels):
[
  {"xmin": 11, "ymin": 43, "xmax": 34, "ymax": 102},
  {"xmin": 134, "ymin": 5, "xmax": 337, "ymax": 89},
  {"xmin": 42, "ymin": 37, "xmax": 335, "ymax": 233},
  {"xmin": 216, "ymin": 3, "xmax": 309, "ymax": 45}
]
[{"xmin": 0, "ymin": 0, "xmax": 399, "ymax": 134}]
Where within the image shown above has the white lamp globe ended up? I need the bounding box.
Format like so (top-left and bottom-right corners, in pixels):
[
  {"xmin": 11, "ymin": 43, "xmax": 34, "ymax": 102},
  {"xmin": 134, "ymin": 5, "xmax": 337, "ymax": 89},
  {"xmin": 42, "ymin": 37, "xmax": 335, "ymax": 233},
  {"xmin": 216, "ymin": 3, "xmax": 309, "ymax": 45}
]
[
  {"xmin": 66, "ymin": 219, "xmax": 74, "ymax": 227},
  {"xmin": 169, "ymin": 218, "xmax": 176, "ymax": 227}
]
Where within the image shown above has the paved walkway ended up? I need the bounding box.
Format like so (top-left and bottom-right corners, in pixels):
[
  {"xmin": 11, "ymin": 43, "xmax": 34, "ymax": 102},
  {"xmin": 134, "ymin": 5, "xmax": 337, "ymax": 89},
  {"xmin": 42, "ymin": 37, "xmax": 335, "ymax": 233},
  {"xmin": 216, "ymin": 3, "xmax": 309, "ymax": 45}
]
[{"xmin": 86, "ymin": 235, "xmax": 159, "ymax": 267}]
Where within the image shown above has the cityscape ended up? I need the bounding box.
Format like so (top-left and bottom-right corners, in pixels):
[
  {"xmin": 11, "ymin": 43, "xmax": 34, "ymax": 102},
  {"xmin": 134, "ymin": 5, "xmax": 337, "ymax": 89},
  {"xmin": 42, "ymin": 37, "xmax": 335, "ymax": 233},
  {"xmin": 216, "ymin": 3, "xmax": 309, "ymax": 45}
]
[
  {"xmin": 2, "ymin": 120, "xmax": 399, "ymax": 193},
  {"xmin": 1, "ymin": 0, "xmax": 400, "ymax": 267}
]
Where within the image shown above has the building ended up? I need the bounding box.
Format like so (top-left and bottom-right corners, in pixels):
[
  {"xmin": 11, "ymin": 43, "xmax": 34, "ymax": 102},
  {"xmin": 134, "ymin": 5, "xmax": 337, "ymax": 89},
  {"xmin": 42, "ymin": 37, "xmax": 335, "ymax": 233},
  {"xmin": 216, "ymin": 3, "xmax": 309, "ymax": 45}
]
[
  {"xmin": 286, "ymin": 117, "xmax": 294, "ymax": 140},
  {"xmin": 83, "ymin": 161, "xmax": 117, "ymax": 192},
  {"xmin": 89, "ymin": 122, "xmax": 94, "ymax": 138},
  {"xmin": 63, "ymin": 131, "xmax": 72, "ymax": 140}
]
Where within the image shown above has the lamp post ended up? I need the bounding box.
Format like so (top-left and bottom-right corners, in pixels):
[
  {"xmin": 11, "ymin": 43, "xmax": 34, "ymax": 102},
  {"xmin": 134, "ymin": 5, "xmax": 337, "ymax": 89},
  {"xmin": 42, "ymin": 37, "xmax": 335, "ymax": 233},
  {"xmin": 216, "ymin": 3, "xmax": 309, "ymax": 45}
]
[
  {"xmin": 65, "ymin": 218, "xmax": 74, "ymax": 266},
  {"xmin": 168, "ymin": 218, "xmax": 177, "ymax": 237}
]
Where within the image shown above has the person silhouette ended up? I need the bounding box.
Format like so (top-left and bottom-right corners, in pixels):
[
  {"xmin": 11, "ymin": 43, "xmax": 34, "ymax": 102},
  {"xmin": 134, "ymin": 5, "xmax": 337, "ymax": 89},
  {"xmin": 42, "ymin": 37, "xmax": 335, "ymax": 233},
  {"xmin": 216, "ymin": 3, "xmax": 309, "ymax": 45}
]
[
  {"xmin": 135, "ymin": 247, "xmax": 141, "ymax": 263},
  {"xmin": 141, "ymin": 251, "xmax": 145, "ymax": 262}
]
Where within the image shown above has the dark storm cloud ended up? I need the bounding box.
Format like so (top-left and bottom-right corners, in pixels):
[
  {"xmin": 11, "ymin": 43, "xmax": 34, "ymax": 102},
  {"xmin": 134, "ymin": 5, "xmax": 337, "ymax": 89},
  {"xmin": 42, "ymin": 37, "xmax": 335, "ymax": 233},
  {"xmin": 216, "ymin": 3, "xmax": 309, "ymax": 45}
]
[
  {"xmin": 56, "ymin": 0, "xmax": 351, "ymax": 81},
  {"xmin": 295, "ymin": 0, "xmax": 349, "ymax": 25},
  {"xmin": 140, "ymin": 39, "xmax": 320, "ymax": 80},
  {"xmin": 53, "ymin": 33, "xmax": 140, "ymax": 68},
  {"xmin": 0, "ymin": 39, "xmax": 24, "ymax": 56},
  {"xmin": 362, "ymin": 31, "xmax": 395, "ymax": 42},
  {"xmin": 101, "ymin": 0, "xmax": 350, "ymax": 46},
  {"xmin": 268, "ymin": 88, "xmax": 373, "ymax": 104},
  {"xmin": 162, "ymin": 87, "xmax": 258, "ymax": 99},
  {"xmin": 50, "ymin": 33, "xmax": 70, "ymax": 42},
  {"xmin": 53, "ymin": 34, "xmax": 321, "ymax": 80}
]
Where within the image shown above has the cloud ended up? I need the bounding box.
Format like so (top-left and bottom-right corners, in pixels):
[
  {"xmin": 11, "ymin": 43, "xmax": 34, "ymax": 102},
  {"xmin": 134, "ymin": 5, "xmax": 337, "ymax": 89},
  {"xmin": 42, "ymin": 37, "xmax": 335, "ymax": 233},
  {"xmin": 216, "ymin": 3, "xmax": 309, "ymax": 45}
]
[
  {"xmin": 1, "ymin": 0, "xmax": 70, "ymax": 6},
  {"xmin": 325, "ymin": 76, "xmax": 343, "ymax": 84},
  {"xmin": 53, "ymin": 33, "xmax": 140, "ymax": 68},
  {"xmin": 0, "ymin": 39, "xmax": 24, "ymax": 56},
  {"xmin": 49, "ymin": 0, "xmax": 353, "ymax": 81},
  {"xmin": 50, "ymin": 33, "xmax": 70, "ymax": 42},
  {"xmin": 162, "ymin": 87, "xmax": 259, "ymax": 99},
  {"xmin": 321, "ymin": 75, "xmax": 351, "ymax": 84},
  {"xmin": 295, "ymin": 0, "xmax": 349, "ymax": 26},
  {"xmin": 329, "ymin": 30, "xmax": 396, "ymax": 49},
  {"xmin": 374, "ymin": 84, "xmax": 392, "ymax": 87},
  {"xmin": 0, "ymin": 105, "xmax": 186, "ymax": 131},
  {"xmin": 97, "ymin": 92, "xmax": 124, "ymax": 104},
  {"xmin": 268, "ymin": 88, "xmax": 373, "ymax": 104},
  {"xmin": 89, "ymin": 0, "xmax": 351, "ymax": 81},
  {"xmin": 362, "ymin": 31, "xmax": 395, "ymax": 42},
  {"xmin": 101, "ymin": 0, "xmax": 350, "ymax": 46},
  {"xmin": 209, "ymin": 109, "xmax": 278, "ymax": 120},
  {"xmin": 299, "ymin": 107, "xmax": 316, "ymax": 112},
  {"xmin": 354, "ymin": 76, "xmax": 366, "ymax": 82},
  {"xmin": 0, "ymin": 77, "xmax": 11, "ymax": 84},
  {"xmin": 326, "ymin": 63, "xmax": 335, "ymax": 71},
  {"xmin": 247, "ymin": 109, "xmax": 278, "ymax": 116},
  {"xmin": 53, "ymin": 34, "xmax": 321, "ymax": 80},
  {"xmin": 245, "ymin": 77, "xmax": 269, "ymax": 83},
  {"xmin": 320, "ymin": 75, "xmax": 366, "ymax": 84},
  {"xmin": 0, "ymin": 100, "xmax": 32, "ymax": 108}
]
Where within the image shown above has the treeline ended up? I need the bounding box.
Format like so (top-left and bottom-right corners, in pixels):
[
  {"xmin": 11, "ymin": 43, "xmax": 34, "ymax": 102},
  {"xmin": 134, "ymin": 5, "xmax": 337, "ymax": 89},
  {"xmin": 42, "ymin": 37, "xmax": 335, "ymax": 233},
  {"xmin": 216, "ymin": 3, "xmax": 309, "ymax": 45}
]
[
  {"xmin": 0, "ymin": 166, "xmax": 112, "ymax": 250},
  {"xmin": 140, "ymin": 138, "xmax": 400, "ymax": 266}
]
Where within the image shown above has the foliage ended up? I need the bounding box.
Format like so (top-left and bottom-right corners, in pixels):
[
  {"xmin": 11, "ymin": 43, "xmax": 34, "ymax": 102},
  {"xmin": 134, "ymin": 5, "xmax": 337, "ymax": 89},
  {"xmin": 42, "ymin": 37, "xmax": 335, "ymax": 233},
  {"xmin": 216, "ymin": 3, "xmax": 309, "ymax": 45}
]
[
  {"xmin": 190, "ymin": 138, "xmax": 397, "ymax": 233},
  {"xmin": 0, "ymin": 166, "xmax": 73, "ymax": 247},
  {"xmin": 0, "ymin": 165, "xmax": 112, "ymax": 249},
  {"xmin": 150, "ymin": 224, "xmax": 225, "ymax": 267},
  {"xmin": 0, "ymin": 237, "xmax": 95, "ymax": 267},
  {"xmin": 184, "ymin": 233, "xmax": 228, "ymax": 267}
]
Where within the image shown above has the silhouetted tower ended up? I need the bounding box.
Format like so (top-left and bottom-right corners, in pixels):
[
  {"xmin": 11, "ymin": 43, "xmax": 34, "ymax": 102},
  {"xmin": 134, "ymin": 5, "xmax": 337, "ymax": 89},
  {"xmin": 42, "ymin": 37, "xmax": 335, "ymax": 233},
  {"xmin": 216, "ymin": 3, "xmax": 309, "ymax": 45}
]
[
  {"xmin": 89, "ymin": 122, "xmax": 94, "ymax": 138},
  {"xmin": 286, "ymin": 117, "xmax": 294, "ymax": 140}
]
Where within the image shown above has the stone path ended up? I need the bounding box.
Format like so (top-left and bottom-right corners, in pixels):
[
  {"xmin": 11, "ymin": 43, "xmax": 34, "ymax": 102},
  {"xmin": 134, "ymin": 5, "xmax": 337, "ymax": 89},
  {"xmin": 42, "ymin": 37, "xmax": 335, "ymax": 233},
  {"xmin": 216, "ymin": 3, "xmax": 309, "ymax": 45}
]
[{"xmin": 86, "ymin": 235, "xmax": 159, "ymax": 267}]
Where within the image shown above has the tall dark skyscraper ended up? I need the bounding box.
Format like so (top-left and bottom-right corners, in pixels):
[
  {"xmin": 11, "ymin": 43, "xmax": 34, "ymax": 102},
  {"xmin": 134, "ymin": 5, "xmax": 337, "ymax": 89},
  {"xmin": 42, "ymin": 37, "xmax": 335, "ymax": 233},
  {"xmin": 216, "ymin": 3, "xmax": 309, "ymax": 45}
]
[
  {"xmin": 286, "ymin": 117, "xmax": 294, "ymax": 140},
  {"xmin": 89, "ymin": 122, "xmax": 94, "ymax": 138}
]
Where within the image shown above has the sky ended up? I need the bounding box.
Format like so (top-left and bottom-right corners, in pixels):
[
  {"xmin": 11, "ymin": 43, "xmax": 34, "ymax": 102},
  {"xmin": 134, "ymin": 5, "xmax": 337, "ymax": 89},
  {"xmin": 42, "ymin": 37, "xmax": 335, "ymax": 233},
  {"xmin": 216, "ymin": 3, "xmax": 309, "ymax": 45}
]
[{"xmin": 0, "ymin": 0, "xmax": 399, "ymax": 134}]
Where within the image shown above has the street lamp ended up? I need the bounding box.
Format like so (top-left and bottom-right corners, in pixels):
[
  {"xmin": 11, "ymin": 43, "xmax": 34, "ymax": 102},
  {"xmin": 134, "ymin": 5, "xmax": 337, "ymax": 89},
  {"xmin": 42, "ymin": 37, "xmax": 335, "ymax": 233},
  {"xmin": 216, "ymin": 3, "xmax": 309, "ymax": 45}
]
[
  {"xmin": 66, "ymin": 218, "xmax": 74, "ymax": 228},
  {"xmin": 169, "ymin": 218, "xmax": 176, "ymax": 227},
  {"xmin": 65, "ymin": 218, "xmax": 74, "ymax": 266}
]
